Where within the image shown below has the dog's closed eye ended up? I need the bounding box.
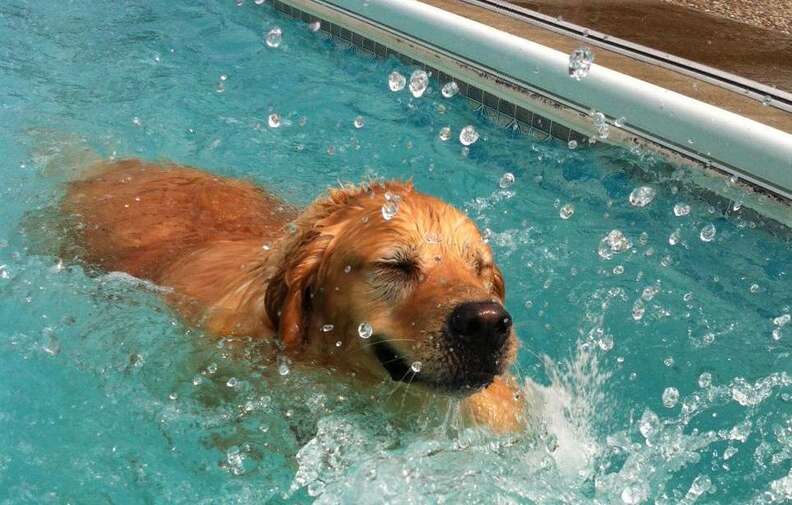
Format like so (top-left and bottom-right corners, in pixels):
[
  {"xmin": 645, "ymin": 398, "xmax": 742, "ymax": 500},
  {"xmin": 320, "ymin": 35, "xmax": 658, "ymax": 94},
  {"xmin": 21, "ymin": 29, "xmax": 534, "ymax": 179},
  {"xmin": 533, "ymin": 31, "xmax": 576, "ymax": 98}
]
[
  {"xmin": 374, "ymin": 250, "xmax": 419, "ymax": 277},
  {"xmin": 369, "ymin": 250, "xmax": 420, "ymax": 300}
]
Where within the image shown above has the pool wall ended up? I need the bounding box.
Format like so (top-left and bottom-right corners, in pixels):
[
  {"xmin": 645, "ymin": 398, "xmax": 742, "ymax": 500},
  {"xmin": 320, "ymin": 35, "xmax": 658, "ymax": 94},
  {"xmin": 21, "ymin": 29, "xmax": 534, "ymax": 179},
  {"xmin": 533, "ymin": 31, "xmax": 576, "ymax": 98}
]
[{"xmin": 272, "ymin": 0, "xmax": 792, "ymax": 211}]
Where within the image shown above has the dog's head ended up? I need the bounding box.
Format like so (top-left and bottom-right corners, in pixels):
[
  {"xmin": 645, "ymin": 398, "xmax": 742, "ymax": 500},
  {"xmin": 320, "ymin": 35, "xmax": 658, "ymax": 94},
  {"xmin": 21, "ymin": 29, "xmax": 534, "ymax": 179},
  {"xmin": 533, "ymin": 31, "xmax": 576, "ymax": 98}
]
[{"xmin": 265, "ymin": 181, "xmax": 516, "ymax": 395}]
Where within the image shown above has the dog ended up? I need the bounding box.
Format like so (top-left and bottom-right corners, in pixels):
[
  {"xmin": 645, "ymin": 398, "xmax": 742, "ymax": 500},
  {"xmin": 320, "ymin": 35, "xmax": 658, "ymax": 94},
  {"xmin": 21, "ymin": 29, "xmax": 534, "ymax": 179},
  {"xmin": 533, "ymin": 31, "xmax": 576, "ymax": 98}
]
[{"xmin": 61, "ymin": 158, "xmax": 527, "ymax": 432}]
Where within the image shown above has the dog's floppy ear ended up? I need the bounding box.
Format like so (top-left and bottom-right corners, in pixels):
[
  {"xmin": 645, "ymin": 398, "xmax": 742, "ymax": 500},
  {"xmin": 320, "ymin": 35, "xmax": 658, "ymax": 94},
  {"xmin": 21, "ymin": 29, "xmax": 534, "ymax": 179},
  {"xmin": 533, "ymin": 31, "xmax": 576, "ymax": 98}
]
[
  {"xmin": 264, "ymin": 229, "xmax": 332, "ymax": 351},
  {"xmin": 492, "ymin": 264, "xmax": 506, "ymax": 300},
  {"xmin": 264, "ymin": 180, "xmax": 412, "ymax": 350}
]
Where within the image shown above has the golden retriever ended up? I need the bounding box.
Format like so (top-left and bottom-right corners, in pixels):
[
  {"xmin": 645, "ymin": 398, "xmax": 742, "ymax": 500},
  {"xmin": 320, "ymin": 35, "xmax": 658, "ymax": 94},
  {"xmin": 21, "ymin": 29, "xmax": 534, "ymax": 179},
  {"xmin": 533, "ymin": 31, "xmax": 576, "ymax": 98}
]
[{"xmin": 61, "ymin": 158, "xmax": 526, "ymax": 432}]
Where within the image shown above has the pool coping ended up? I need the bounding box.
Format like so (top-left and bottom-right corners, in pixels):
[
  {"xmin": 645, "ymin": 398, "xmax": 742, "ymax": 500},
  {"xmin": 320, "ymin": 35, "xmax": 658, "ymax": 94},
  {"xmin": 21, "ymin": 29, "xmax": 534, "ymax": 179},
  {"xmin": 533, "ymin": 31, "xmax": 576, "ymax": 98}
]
[{"xmin": 268, "ymin": 0, "xmax": 792, "ymax": 227}]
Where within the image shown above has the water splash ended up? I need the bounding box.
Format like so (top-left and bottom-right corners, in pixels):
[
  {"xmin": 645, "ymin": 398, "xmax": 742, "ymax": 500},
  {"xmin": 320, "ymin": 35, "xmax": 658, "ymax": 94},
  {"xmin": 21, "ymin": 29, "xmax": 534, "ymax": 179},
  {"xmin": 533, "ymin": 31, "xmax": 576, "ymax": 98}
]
[{"xmin": 569, "ymin": 47, "xmax": 594, "ymax": 80}]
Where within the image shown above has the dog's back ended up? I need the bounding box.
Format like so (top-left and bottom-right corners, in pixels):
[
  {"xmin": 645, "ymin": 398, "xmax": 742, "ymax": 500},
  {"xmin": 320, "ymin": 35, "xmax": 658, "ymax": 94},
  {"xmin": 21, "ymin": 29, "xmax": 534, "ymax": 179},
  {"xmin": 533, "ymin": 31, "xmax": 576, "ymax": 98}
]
[{"xmin": 62, "ymin": 159, "xmax": 297, "ymax": 282}]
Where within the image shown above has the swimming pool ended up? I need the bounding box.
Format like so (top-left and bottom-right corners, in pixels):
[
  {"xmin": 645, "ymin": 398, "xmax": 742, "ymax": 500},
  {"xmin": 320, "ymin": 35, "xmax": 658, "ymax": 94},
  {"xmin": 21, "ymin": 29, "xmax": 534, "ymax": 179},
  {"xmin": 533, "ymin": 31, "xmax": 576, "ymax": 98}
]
[{"xmin": 0, "ymin": 0, "xmax": 790, "ymax": 503}]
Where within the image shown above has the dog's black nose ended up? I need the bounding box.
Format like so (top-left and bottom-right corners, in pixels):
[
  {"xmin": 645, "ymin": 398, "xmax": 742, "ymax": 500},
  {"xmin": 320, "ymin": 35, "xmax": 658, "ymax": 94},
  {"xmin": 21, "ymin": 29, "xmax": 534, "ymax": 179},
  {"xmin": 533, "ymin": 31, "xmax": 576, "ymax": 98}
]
[{"xmin": 449, "ymin": 301, "xmax": 512, "ymax": 349}]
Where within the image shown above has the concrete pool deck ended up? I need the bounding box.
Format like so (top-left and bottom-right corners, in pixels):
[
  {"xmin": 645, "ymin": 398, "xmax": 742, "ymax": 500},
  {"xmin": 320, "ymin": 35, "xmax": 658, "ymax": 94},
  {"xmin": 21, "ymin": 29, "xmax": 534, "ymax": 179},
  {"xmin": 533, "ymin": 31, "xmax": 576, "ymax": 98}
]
[{"xmin": 419, "ymin": 0, "xmax": 792, "ymax": 134}]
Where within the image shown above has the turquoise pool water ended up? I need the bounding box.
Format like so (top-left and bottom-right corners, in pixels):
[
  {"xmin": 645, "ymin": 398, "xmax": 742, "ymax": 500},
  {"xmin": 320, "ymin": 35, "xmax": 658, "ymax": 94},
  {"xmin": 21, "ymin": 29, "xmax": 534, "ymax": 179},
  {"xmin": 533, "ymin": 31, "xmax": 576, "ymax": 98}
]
[{"xmin": 1, "ymin": 1, "xmax": 791, "ymax": 503}]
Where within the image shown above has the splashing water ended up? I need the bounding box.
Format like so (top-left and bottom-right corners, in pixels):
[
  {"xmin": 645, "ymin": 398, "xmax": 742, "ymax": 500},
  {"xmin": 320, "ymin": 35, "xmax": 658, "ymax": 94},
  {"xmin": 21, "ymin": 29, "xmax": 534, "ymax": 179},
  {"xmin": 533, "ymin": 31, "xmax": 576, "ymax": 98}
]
[
  {"xmin": 569, "ymin": 47, "xmax": 594, "ymax": 80},
  {"xmin": 357, "ymin": 322, "xmax": 373, "ymax": 339},
  {"xmin": 674, "ymin": 202, "xmax": 692, "ymax": 216},
  {"xmin": 598, "ymin": 230, "xmax": 633, "ymax": 259},
  {"xmin": 265, "ymin": 26, "xmax": 282, "ymax": 48},
  {"xmin": 409, "ymin": 69, "xmax": 429, "ymax": 98},
  {"xmin": 629, "ymin": 186, "xmax": 657, "ymax": 207},
  {"xmin": 699, "ymin": 223, "xmax": 717, "ymax": 242},
  {"xmin": 459, "ymin": 125, "xmax": 480, "ymax": 146},
  {"xmin": 1, "ymin": 1, "xmax": 790, "ymax": 504},
  {"xmin": 441, "ymin": 80, "xmax": 459, "ymax": 98},
  {"xmin": 381, "ymin": 191, "xmax": 400, "ymax": 220},
  {"xmin": 388, "ymin": 70, "xmax": 406, "ymax": 92}
]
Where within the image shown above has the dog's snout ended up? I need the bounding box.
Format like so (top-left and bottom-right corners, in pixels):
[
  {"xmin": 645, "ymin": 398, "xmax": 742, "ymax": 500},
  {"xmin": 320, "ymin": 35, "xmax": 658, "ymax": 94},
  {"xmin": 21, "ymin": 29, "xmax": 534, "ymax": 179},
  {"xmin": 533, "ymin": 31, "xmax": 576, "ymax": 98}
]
[{"xmin": 449, "ymin": 301, "xmax": 512, "ymax": 348}]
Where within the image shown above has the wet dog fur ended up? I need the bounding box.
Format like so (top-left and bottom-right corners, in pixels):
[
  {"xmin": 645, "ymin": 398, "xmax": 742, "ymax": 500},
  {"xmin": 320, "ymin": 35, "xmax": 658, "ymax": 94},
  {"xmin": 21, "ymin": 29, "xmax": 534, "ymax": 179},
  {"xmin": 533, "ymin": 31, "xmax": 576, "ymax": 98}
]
[{"xmin": 61, "ymin": 159, "xmax": 527, "ymax": 432}]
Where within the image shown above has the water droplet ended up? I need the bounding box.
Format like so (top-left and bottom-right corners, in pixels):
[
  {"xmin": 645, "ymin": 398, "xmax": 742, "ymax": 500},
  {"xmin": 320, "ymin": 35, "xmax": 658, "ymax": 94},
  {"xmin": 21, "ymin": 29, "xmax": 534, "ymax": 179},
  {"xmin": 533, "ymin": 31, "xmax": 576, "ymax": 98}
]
[
  {"xmin": 321, "ymin": 324, "xmax": 334, "ymax": 332},
  {"xmin": 773, "ymin": 314, "xmax": 790, "ymax": 326},
  {"xmin": 598, "ymin": 334, "xmax": 614, "ymax": 351},
  {"xmin": 567, "ymin": 139, "xmax": 578, "ymax": 149},
  {"xmin": 459, "ymin": 125, "xmax": 479, "ymax": 146},
  {"xmin": 226, "ymin": 377, "xmax": 239, "ymax": 388},
  {"xmin": 592, "ymin": 111, "xmax": 606, "ymax": 127},
  {"xmin": 596, "ymin": 123, "xmax": 610, "ymax": 140},
  {"xmin": 749, "ymin": 283, "xmax": 760, "ymax": 293},
  {"xmin": 621, "ymin": 483, "xmax": 648, "ymax": 505},
  {"xmin": 639, "ymin": 408, "xmax": 661, "ymax": 440},
  {"xmin": 441, "ymin": 81, "xmax": 459, "ymax": 98},
  {"xmin": 673, "ymin": 203, "xmax": 691, "ymax": 216},
  {"xmin": 335, "ymin": 340, "xmax": 342, "ymax": 347},
  {"xmin": 761, "ymin": 95, "xmax": 771, "ymax": 106},
  {"xmin": 698, "ymin": 372, "xmax": 712, "ymax": 388},
  {"xmin": 42, "ymin": 333, "xmax": 60, "ymax": 356},
  {"xmin": 268, "ymin": 113, "xmax": 281, "ymax": 128},
  {"xmin": 254, "ymin": 0, "xmax": 266, "ymax": 4},
  {"xmin": 612, "ymin": 265, "xmax": 624, "ymax": 275},
  {"xmin": 381, "ymin": 192, "xmax": 400, "ymax": 220},
  {"xmin": 353, "ymin": 115, "xmax": 365, "ymax": 128},
  {"xmin": 192, "ymin": 374, "xmax": 203, "ymax": 386},
  {"xmin": 614, "ymin": 116, "xmax": 626, "ymax": 127},
  {"xmin": 662, "ymin": 387, "xmax": 680, "ymax": 408},
  {"xmin": 632, "ymin": 301, "xmax": 645, "ymax": 320},
  {"xmin": 358, "ymin": 322, "xmax": 373, "ymax": 339},
  {"xmin": 206, "ymin": 362, "xmax": 218, "ymax": 375},
  {"xmin": 277, "ymin": 355, "xmax": 290, "ymax": 376},
  {"xmin": 568, "ymin": 47, "xmax": 594, "ymax": 80},
  {"xmin": 344, "ymin": 265, "xmax": 352, "ymax": 274},
  {"xmin": 308, "ymin": 20, "xmax": 321, "ymax": 32},
  {"xmin": 559, "ymin": 203, "xmax": 575, "ymax": 219},
  {"xmin": 132, "ymin": 116, "xmax": 142, "ymax": 127},
  {"xmin": 438, "ymin": 126, "xmax": 452, "ymax": 141},
  {"xmin": 685, "ymin": 475, "xmax": 712, "ymax": 501},
  {"xmin": 410, "ymin": 361, "xmax": 422, "ymax": 373},
  {"xmin": 668, "ymin": 229, "xmax": 681, "ymax": 246},
  {"xmin": 408, "ymin": 69, "xmax": 429, "ymax": 97},
  {"xmin": 699, "ymin": 223, "xmax": 716, "ymax": 242},
  {"xmin": 499, "ymin": 172, "xmax": 515, "ymax": 189},
  {"xmin": 629, "ymin": 186, "xmax": 656, "ymax": 207},
  {"xmin": 265, "ymin": 26, "xmax": 282, "ymax": 48},
  {"xmin": 598, "ymin": 230, "xmax": 632, "ymax": 260},
  {"xmin": 388, "ymin": 71, "xmax": 406, "ymax": 92}
]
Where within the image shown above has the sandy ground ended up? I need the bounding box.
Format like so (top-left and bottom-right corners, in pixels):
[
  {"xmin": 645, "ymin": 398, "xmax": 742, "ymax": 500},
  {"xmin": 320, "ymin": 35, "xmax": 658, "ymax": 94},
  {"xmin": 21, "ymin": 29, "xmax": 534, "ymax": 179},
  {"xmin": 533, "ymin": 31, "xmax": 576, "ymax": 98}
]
[{"xmin": 663, "ymin": 0, "xmax": 791, "ymax": 36}]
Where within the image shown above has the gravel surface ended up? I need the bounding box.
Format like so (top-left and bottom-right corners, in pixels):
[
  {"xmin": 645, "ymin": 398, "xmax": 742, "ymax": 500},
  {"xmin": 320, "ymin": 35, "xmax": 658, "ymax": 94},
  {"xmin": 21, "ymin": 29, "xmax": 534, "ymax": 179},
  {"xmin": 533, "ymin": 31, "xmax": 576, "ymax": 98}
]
[{"xmin": 662, "ymin": 0, "xmax": 792, "ymax": 36}]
